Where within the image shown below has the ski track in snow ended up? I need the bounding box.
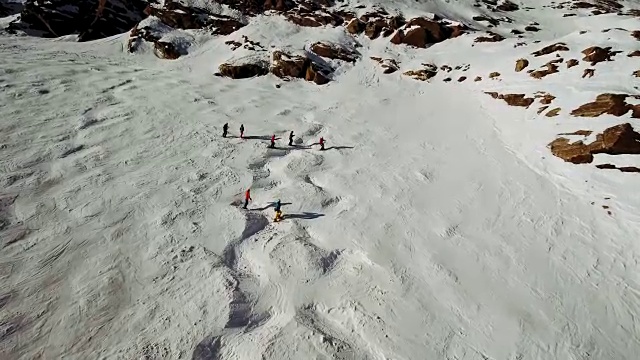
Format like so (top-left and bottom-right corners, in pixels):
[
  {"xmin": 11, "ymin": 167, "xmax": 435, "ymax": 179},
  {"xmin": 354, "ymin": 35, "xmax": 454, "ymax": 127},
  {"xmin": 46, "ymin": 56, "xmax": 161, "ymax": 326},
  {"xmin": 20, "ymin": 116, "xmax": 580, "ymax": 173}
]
[{"xmin": 2, "ymin": 4, "xmax": 640, "ymax": 359}]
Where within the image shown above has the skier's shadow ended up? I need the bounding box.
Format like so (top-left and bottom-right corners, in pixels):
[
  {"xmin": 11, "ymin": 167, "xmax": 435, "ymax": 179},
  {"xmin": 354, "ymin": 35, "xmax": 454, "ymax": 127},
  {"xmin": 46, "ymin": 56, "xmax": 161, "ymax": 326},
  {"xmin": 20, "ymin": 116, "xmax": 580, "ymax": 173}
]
[
  {"xmin": 283, "ymin": 212, "xmax": 325, "ymax": 220},
  {"xmin": 325, "ymin": 146, "xmax": 355, "ymax": 150},
  {"xmin": 252, "ymin": 201, "xmax": 292, "ymax": 211},
  {"xmin": 245, "ymin": 135, "xmax": 273, "ymax": 140},
  {"xmin": 270, "ymin": 145, "xmax": 311, "ymax": 151}
]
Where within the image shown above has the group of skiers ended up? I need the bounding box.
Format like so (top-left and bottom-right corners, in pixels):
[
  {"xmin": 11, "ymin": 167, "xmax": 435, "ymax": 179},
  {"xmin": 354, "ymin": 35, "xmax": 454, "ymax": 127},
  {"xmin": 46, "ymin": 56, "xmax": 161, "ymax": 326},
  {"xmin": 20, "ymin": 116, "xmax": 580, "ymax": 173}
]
[
  {"xmin": 226, "ymin": 122, "xmax": 325, "ymax": 222},
  {"xmin": 223, "ymin": 123, "xmax": 326, "ymax": 151}
]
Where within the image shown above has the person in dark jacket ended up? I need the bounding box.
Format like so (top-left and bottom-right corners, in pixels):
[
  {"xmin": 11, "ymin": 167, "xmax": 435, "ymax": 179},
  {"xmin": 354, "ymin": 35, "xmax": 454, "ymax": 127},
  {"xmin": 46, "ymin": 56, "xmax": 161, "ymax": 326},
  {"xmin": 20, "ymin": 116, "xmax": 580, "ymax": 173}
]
[
  {"xmin": 319, "ymin": 136, "xmax": 325, "ymax": 150},
  {"xmin": 288, "ymin": 131, "xmax": 294, "ymax": 146},
  {"xmin": 222, "ymin": 123, "xmax": 229, "ymax": 138},
  {"xmin": 273, "ymin": 199, "xmax": 283, "ymax": 222},
  {"xmin": 240, "ymin": 124, "xmax": 245, "ymax": 139},
  {"xmin": 270, "ymin": 134, "xmax": 276, "ymax": 148}
]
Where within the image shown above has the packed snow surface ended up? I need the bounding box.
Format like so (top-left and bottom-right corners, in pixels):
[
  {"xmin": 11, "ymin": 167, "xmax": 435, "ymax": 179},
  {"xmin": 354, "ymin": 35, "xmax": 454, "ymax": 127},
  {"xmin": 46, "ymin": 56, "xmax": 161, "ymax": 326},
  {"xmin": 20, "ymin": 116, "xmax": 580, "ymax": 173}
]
[{"xmin": 2, "ymin": 1, "xmax": 640, "ymax": 359}]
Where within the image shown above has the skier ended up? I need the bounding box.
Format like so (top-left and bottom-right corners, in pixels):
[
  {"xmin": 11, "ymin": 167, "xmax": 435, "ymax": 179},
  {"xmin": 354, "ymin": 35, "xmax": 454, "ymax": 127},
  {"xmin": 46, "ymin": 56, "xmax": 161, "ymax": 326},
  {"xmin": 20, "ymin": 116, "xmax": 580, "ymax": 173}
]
[
  {"xmin": 243, "ymin": 188, "xmax": 252, "ymax": 209},
  {"xmin": 288, "ymin": 131, "xmax": 294, "ymax": 146},
  {"xmin": 273, "ymin": 199, "xmax": 283, "ymax": 222},
  {"xmin": 270, "ymin": 134, "xmax": 276, "ymax": 148},
  {"xmin": 319, "ymin": 136, "xmax": 325, "ymax": 151},
  {"xmin": 240, "ymin": 124, "xmax": 245, "ymax": 139},
  {"xmin": 222, "ymin": 123, "xmax": 229, "ymax": 138}
]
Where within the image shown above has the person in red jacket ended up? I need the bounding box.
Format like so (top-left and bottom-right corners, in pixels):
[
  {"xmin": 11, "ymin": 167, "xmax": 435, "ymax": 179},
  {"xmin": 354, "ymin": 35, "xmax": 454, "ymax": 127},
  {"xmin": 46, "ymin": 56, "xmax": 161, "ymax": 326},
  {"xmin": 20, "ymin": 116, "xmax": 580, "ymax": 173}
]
[
  {"xmin": 243, "ymin": 188, "xmax": 252, "ymax": 209},
  {"xmin": 270, "ymin": 134, "xmax": 276, "ymax": 148},
  {"xmin": 319, "ymin": 136, "xmax": 325, "ymax": 151}
]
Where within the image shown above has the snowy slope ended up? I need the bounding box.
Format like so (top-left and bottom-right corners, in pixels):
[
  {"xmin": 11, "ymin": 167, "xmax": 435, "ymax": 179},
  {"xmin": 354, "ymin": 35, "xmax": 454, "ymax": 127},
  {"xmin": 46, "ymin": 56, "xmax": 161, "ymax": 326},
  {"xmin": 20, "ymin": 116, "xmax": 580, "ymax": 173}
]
[{"xmin": 2, "ymin": 0, "xmax": 640, "ymax": 359}]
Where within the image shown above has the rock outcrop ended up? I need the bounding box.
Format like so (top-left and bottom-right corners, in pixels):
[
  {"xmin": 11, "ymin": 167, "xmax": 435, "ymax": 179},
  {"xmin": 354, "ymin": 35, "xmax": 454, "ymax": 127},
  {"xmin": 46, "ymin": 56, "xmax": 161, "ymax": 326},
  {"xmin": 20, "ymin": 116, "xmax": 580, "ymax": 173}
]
[
  {"xmin": 310, "ymin": 42, "xmax": 359, "ymax": 63},
  {"xmin": 370, "ymin": 57, "xmax": 400, "ymax": 74},
  {"xmin": 515, "ymin": 58, "xmax": 529, "ymax": 72},
  {"xmin": 530, "ymin": 59, "xmax": 562, "ymax": 79},
  {"xmin": 9, "ymin": 0, "xmax": 148, "ymax": 41},
  {"xmin": 475, "ymin": 31, "xmax": 505, "ymax": 43},
  {"xmin": 390, "ymin": 16, "xmax": 467, "ymax": 48},
  {"xmin": 532, "ymin": 42, "xmax": 569, "ymax": 56},
  {"xmin": 144, "ymin": 3, "xmax": 245, "ymax": 35},
  {"xmin": 566, "ymin": 59, "xmax": 580, "ymax": 68},
  {"xmin": 549, "ymin": 123, "xmax": 640, "ymax": 164},
  {"xmin": 581, "ymin": 46, "xmax": 621, "ymax": 65},
  {"xmin": 571, "ymin": 94, "xmax": 640, "ymax": 118},
  {"xmin": 403, "ymin": 64, "xmax": 438, "ymax": 81},
  {"xmin": 485, "ymin": 92, "xmax": 535, "ymax": 107},
  {"xmin": 269, "ymin": 50, "xmax": 332, "ymax": 85},
  {"xmin": 218, "ymin": 58, "xmax": 270, "ymax": 79}
]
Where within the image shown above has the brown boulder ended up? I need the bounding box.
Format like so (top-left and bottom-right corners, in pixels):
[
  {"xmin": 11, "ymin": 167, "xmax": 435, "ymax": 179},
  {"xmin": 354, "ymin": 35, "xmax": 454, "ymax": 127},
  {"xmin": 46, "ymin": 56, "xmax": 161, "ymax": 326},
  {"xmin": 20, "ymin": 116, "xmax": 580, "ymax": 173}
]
[
  {"xmin": 535, "ymin": 92, "xmax": 556, "ymax": 104},
  {"xmin": 567, "ymin": 59, "xmax": 579, "ymax": 68},
  {"xmin": 305, "ymin": 63, "xmax": 330, "ymax": 85},
  {"xmin": 634, "ymin": 70, "xmax": 640, "ymax": 77},
  {"xmin": 458, "ymin": 76, "xmax": 467, "ymax": 82},
  {"xmin": 537, "ymin": 105, "xmax": 550, "ymax": 114},
  {"xmin": 581, "ymin": 46, "xmax": 621, "ymax": 65},
  {"xmin": 629, "ymin": 50, "xmax": 640, "ymax": 57},
  {"xmin": 548, "ymin": 138, "xmax": 594, "ymax": 163},
  {"xmin": 489, "ymin": 72, "xmax": 500, "ymax": 79},
  {"xmin": 530, "ymin": 61, "xmax": 559, "ymax": 79},
  {"xmin": 570, "ymin": 94, "xmax": 633, "ymax": 117},
  {"xmin": 310, "ymin": 42, "xmax": 359, "ymax": 63},
  {"xmin": 632, "ymin": 30, "xmax": 640, "ymax": 40},
  {"xmin": 346, "ymin": 18, "xmax": 366, "ymax": 34},
  {"xmin": 271, "ymin": 51, "xmax": 309, "ymax": 78},
  {"xmin": 390, "ymin": 17, "xmax": 465, "ymax": 48},
  {"xmin": 370, "ymin": 57, "xmax": 399, "ymax": 74},
  {"xmin": 403, "ymin": 68, "xmax": 438, "ymax": 81},
  {"xmin": 515, "ymin": 58, "xmax": 529, "ymax": 72},
  {"xmin": 154, "ymin": 41, "xmax": 181, "ymax": 60},
  {"xmin": 582, "ymin": 68, "xmax": 595, "ymax": 78},
  {"xmin": 532, "ymin": 42, "xmax": 569, "ymax": 56},
  {"xmin": 592, "ymin": 123, "xmax": 640, "ymax": 155},
  {"xmin": 475, "ymin": 32, "xmax": 505, "ymax": 43},
  {"xmin": 485, "ymin": 92, "xmax": 535, "ymax": 107},
  {"xmin": 218, "ymin": 59, "xmax": 269, "ymax": 79},
  {"xmin": 545, "ymin": 108, "xmax": 561, "ymax": 117},
  {"xmin": 474, "ymin": 76, "xmax": 482, "ymax": 82}
]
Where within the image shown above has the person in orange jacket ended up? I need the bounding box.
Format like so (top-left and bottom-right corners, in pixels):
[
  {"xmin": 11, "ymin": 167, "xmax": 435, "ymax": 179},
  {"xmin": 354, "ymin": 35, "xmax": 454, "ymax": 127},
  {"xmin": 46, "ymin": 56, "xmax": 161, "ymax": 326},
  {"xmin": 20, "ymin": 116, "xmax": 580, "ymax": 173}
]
[
  {"xmin": 270, "ymin": 134, "xmax": 276, "ymax": 148},
  {"xmin": 243, "ymin": 188, "xmax": 252, "ymax": 209}
]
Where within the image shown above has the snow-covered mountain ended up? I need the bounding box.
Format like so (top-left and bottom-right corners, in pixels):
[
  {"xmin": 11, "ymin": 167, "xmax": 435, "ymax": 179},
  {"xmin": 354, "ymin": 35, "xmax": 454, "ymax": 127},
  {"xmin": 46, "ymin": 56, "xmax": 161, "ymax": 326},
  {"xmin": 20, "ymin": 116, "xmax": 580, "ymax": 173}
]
[{"xmin": 1, "ymin": 0, "xmax": 640, "ymax": 359}]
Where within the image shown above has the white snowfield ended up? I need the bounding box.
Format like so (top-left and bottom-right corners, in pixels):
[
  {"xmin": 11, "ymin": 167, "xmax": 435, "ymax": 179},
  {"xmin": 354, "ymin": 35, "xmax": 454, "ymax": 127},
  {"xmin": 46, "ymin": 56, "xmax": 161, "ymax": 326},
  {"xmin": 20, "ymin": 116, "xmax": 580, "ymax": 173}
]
[{"xmin": 2, "ymin": 0, "xmax": 640, "ymax": 359}]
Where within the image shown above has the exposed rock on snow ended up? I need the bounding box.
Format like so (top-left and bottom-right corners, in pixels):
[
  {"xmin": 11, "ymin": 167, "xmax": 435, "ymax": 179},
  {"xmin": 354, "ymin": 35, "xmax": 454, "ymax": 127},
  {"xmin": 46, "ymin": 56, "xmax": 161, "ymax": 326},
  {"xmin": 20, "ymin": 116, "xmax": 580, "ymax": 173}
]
[
  {"xmin": 370, "ymin": 57, "xmax": 400, "ymax": 74},
  {"xmin": 515, "ymin": 58, "xmax": 529, "ymax": 72},
  {"xmin": 566, "ymin": 58, "xmax": 580, "ymax": 68},
  {"xmin": 535, "ymin": 92, "xmax": 556, "ymax": 104},
  {"xmin": 532, "ymin": 42, "xmax": 569, "ymax": 56},
  {"xmin": 269, "ymin": 49, "xmax": 334, "ymax": 84},
  {"xmin": 485, "ymin": 92, "xmax": 535, "ymax": 107},
  {"xmin": 581, "ymin": 46, "xmax": 621, "ymax": 65},
  {"xmin": 629, "ymin": 50, "xmax": 640, "ymax": 57},
  {"xmin": 582, "ymin": 68, "xmax": 595, "ymax": 78},
  {"xmin": 530, "ymin": 59, "xmax": 562, "ymax": 79},
  {"xmin": 549, "ymin": 123, "xmax": 640, "ymax": 163},
  {"xmin": 474, "ymin": 31, "xmax": 505, "ymax": 43},
  {"xmin": 8, "ymin": 0, "xmax": 148, "ymax": 41},
  {"xmin": 309, "ymin": 42, "xmax": 359, "ymax": 63},
  {"xmin": 545, "ymin": 107, "xmax": 561, "ymax": 117},
  {"xmin": 390, "ymin": 17, "xmax": 467, "ymax": 48},
  {"xmin": 217, "ymin": 55, "xmax": 270, "ymax": 79},
  {"xmin": 571, "ymin": 93, "xmax": 640, "ymax": 117},
  {"xmin": 144, "ymin": 2, "xmax": 245, "ymax": 35},
  {"xmin": 403, "ymin": 63, "xmax": 438, "ymax": 81}
]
